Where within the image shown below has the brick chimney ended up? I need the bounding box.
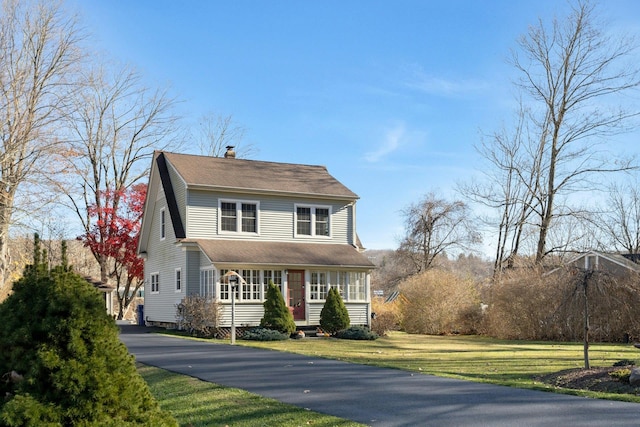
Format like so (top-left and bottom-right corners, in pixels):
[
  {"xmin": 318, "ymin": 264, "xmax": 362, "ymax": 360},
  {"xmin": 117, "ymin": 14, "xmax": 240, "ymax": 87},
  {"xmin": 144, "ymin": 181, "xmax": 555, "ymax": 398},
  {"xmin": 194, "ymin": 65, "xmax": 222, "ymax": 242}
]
[{"xmin": 224, "ymin": 146, "xmax": 236, "ymax": 159}]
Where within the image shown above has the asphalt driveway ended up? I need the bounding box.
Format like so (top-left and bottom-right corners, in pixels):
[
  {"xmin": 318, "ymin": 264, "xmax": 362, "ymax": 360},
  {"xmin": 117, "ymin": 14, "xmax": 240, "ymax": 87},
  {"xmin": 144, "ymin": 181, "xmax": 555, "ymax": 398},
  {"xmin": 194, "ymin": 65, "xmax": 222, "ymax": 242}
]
[{"xmin": 120, "ymin": 325, "xmax": 640, "ymax": 426}]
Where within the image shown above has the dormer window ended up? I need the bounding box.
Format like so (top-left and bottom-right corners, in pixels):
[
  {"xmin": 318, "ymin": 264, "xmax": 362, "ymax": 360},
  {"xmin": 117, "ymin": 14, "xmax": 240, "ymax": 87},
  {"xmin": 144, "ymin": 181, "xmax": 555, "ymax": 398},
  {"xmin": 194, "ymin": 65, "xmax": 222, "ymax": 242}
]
[
  {"xmin": 219, "ymin": 199, "xmax": 259, "ymax": 234},
  {"xmin": 295, "ymin": 204, "xmax": 331, "ymax": 237}
]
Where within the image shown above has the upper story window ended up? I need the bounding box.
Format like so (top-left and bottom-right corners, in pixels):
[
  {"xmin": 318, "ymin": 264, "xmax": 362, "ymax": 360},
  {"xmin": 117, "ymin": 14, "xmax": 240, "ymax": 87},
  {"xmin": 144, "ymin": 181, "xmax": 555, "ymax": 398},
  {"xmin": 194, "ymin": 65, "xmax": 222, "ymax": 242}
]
[
  {"xmin": 219, "ymin": 199, "xmax": 259, "ymax": 234},
  {"xmin": 160, "ymin": 208, "xmax": 166, "ymax": 240},
  {"xmin": 295, "ymin": 205, "xmax": 331, "ymax": 237}
]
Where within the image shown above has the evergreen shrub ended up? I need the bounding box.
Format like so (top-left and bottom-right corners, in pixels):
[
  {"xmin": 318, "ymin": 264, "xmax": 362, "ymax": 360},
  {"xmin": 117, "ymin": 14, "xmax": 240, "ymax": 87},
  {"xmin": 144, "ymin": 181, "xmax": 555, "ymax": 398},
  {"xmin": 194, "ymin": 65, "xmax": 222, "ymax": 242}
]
[
  {"xmin": 335, "ymin": 325, "xmax": 378, "ymax": 340},
  {"xmin": 260, "ymin": 282, "xmax": 296, "ymax": 335},
  {"xmin": 320, "ymin": 287, "xmax": 350, "ymax": 334},
  {"xmin": 242, "ymin": 327, "xmax": 289, "ymax": 341},
  {"xmin": 0, "ymin": 237, "xmax": 176, "ymax": 426}
]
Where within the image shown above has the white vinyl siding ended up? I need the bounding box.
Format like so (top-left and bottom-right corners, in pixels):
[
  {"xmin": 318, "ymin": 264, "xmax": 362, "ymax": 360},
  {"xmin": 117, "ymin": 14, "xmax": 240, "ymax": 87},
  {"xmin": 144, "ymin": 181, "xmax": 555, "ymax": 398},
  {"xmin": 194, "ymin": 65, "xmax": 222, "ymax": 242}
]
[
  {"xmin": 143, "ymin": 194, "xmax": 187, "ymax": 323},
  {"xmin": 186, "ymin": 192, "xmax": 352, "ymax": 244},
  {"xmin": 307, "ymin": 303, "xmax": 369, "ymax": 326}
]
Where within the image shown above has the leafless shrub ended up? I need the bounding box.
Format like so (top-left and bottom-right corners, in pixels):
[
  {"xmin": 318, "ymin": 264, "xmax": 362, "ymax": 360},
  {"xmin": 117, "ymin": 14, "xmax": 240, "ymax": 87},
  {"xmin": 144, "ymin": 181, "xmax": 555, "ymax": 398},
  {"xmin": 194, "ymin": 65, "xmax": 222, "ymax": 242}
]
[
  {"xmin": 370, "ymin": 296, "xmax": 401, "ymax": 336},
  {"xmin": 484, "ymin": 269, "xmax": 640, "ymax": 342},
  {"xmin": 176, "ymin": 295, "xmax": 222, "ymax": 338},
  {"xmin": 400, "ymin": 269, "xmax": 481, "ymax": 335}
]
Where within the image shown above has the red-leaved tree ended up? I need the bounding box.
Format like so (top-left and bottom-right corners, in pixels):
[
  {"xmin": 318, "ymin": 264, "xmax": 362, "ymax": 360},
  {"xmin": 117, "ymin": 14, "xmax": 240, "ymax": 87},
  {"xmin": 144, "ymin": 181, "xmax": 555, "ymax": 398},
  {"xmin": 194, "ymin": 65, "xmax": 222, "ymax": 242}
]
[{"xmin": 79, "ymin": 183, "xmax": 146, "ymax": 319}]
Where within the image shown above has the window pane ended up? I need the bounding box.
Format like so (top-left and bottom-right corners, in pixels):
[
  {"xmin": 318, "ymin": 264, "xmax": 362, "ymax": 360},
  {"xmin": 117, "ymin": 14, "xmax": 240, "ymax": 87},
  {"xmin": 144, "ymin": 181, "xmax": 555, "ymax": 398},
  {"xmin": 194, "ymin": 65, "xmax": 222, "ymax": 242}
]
[
  {"xmin": 219, "ymin": 269, "xmax": 230, "ymax": 300},
  {"xmin": 241, "ymin": 203, "xmax": 257, "ymax": 232},
  {"xmin": 297, "ymin": 207, "xmax": 311, "ymax": 235},
  {"xmin": 348, "ymin": 272, "xmax": 365, "ymax": 300},
  {"xmin": 221, "ymin": 202, "xmax": 237, "ymax": 231},
  {"xmin": 160, "ymin": 209, "xmax": 166, "ymax": 239},
  {"xmin": 315, "ymin": 208, "xmax": 329, "ymax": 236}
]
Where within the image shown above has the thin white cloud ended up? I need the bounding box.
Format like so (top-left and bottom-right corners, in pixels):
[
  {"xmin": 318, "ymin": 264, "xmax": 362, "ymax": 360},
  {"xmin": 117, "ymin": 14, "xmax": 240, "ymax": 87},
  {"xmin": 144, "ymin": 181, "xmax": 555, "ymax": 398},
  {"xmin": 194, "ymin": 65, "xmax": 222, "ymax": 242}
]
[
  {"xmin": 403, "ymin": 63, "xmax": 488, "ymax": 97},
  {"xmin": 365, "ymin": 124, "xmax": 405, "ymax": 163}
]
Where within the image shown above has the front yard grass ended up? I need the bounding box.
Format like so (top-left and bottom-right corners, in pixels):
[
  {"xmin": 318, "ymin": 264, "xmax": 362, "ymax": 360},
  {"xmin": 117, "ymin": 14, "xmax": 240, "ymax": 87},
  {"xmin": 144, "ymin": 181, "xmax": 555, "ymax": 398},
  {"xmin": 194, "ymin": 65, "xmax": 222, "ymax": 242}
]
[
  {"xmin": 145, "ymin": 329, "xmax": 640, "ymax": 427},
  {"xmin": 138, "ymin": 363, "xmax": 365, "ymax": 427},
  {"xmin": 236, "ymin": 331, "xmax": 640, "ymax": 402}
]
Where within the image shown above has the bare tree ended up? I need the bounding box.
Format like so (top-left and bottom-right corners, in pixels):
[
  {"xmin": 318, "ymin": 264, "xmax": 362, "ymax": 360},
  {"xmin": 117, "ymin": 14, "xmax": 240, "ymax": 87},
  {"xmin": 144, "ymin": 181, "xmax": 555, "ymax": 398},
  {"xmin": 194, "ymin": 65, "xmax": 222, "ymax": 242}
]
[
  {"xmin": 0, "ymin": 0, "xmax": 84, "ymax": 289},
  {"xmin": 510, "ymin": 0, "xmax": 640, "ymax": 263},
  {"xmin": 59, "ymin": 63, "xmax": 178, "ymax": 289},
  {"xmin": 596, "ymin": 180, "xmax": 640, "ymax": 254},
  {"xmin": 196, "ymin": 112, "xmax": 256, "ymax": 158},
  {"xmin": 397, "ymin": 193, "xmax": 481, "ymax": 274},
  {"xmin": 462, "ymin": 103, "xmax": 540, "ymax": 275}
]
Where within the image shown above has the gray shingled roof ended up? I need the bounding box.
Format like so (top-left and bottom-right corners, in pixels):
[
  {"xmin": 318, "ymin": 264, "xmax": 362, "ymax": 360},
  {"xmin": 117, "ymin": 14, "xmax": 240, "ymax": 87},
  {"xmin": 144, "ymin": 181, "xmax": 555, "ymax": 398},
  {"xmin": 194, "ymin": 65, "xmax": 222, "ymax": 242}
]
[
  {"xmin": 163, "ymin": 151, "xmax": 358, "ymax": 199},
  {"xmin": 184, "ymin": 239, "xmax": 375, "ymax": 268}
]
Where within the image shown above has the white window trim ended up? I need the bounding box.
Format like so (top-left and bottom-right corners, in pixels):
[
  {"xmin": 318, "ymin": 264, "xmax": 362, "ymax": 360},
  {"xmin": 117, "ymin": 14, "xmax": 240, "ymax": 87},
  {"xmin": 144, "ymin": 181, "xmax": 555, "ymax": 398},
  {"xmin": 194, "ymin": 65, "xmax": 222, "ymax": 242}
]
[
  {"xmin": 294, "ymin": 204, "xmax": 332, "ymax": 238},
  {"xmin": 160, "ymin": 208, "xmax": 166, "ymax": 241},
  {"xmin": 150, "ymin": 272, "xmax": 160, "ymax": 294},
  {"xmin": 175, "ymin": 268, "xmax": 182, "ymax": 293},
  {"xmin": 218, "ymin": 199, "xmax": 260, "ymax": 235}
]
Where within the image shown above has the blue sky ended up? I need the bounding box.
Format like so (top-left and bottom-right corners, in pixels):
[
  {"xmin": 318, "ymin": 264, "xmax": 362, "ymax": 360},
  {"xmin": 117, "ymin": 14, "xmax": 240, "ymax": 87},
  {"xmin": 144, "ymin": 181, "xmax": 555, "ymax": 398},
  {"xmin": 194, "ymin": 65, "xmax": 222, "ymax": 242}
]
[{"xmin": 70, "ymin": 1, "xmax": 640, "ymax": 252}]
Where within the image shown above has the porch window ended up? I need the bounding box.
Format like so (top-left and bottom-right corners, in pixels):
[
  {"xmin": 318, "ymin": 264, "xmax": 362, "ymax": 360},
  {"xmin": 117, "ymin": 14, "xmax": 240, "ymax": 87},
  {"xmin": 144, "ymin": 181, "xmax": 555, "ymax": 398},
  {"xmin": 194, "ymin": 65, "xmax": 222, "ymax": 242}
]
[
  {"xmin": 263, "ymin": 270, "xmax": 283, "ymax": 293},
  {"xmin": 200, "ymin": 268, "xmax": 214, "ymax": 299},
  {"xmin": 330, "ymin": 271, "xmax": 348, "ymax": 298},
  {"xmin": 241, "ymin": 269, "xmax": 261, "ymax": 301},
  {"xmin": 348, "ymin": 272, "xmax": 366, "ymax": 301},
  {"xmin": 219, "ymin": 269, "xmax": 231, "ymax": 300},
  {"xmin": 310, "ymin": 271, "xmax": 328, "ymax": 300}
]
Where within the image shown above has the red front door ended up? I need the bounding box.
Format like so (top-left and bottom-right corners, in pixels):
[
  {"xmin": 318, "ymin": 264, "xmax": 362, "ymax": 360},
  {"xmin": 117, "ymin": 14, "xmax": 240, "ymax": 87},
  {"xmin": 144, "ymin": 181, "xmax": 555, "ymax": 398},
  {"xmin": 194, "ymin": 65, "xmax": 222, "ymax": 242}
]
[{"xmin": 287, "ymin": 270, "xmax": 305, "ymax": 320}]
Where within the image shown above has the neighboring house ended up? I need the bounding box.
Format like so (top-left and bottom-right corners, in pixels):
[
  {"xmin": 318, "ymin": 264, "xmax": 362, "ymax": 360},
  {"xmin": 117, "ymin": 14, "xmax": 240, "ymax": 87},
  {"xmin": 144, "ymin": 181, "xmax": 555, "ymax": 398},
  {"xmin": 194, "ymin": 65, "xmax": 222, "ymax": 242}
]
[
  {"xmin": 137, "ymin": 149, "xmax": 375, "ymax": 329},
  {"xmin": 547, "ymin": 250, "xmax": 640, "ymax": 276}
]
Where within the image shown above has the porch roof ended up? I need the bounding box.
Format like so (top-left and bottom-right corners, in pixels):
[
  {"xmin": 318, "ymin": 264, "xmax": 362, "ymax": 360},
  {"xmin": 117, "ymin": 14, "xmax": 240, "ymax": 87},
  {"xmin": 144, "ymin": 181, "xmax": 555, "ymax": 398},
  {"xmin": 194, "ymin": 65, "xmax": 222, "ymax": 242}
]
[{"xmin": 182, "ymin": 239, "xmax": 375, "ymax": 269}]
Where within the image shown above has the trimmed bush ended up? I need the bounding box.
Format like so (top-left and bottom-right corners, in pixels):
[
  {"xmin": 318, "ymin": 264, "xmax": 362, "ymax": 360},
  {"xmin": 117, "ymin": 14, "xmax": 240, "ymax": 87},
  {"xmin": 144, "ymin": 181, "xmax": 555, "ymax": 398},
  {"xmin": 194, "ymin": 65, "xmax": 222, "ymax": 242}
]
[
  {"xmin": 242, "ymin": 327, "xmax": 289, "ymax": 341},
  {"xmin": 335, "ymin": 325, "xmax": 378, "ymax": 340},
  {"xmin": 0, "ymin": 238, "xmax": 176, "ymax": 426},
  {"xmin": 261, "ymin": 282, "xmax": 296, "ymax": 335},
  {"xmin": 320, "ymin": 287, "xmax": 350, "ymax": 334}
]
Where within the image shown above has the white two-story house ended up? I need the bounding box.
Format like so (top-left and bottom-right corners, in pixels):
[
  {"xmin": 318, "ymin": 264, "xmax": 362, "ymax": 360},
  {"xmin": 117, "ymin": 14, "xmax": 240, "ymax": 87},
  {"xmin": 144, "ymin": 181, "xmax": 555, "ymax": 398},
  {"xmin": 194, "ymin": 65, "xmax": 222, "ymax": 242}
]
[{"xmin": 137, "ymin": 148, "xmax": 375, "ymax": 329}]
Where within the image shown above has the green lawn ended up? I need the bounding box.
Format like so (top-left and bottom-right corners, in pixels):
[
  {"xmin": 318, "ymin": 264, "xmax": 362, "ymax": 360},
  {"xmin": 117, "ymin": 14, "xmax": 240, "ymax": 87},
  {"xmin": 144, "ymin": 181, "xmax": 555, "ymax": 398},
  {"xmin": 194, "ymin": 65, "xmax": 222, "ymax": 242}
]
[
  {"xmin": 141, "ymin": 331, "xmax": 640, "ymax": 426},
  {"xmin": 237, "ymin": 331, "xmax": 640, "ymax": 402}
]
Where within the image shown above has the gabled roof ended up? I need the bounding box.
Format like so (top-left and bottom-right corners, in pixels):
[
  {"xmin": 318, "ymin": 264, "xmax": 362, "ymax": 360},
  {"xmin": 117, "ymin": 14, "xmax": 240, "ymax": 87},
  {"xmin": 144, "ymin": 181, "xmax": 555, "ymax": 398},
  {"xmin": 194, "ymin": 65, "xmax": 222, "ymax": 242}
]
[
  {"xmin": 182, "ymin": 239, "xmax": 375, "ymax": 269},
  {"xmin": 162, "ymin": 151, "xmax": 359, "ymax": 200},
  {"xmin": 546, "ymin": 250, "xmax": 640, "ymax": 276}
]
